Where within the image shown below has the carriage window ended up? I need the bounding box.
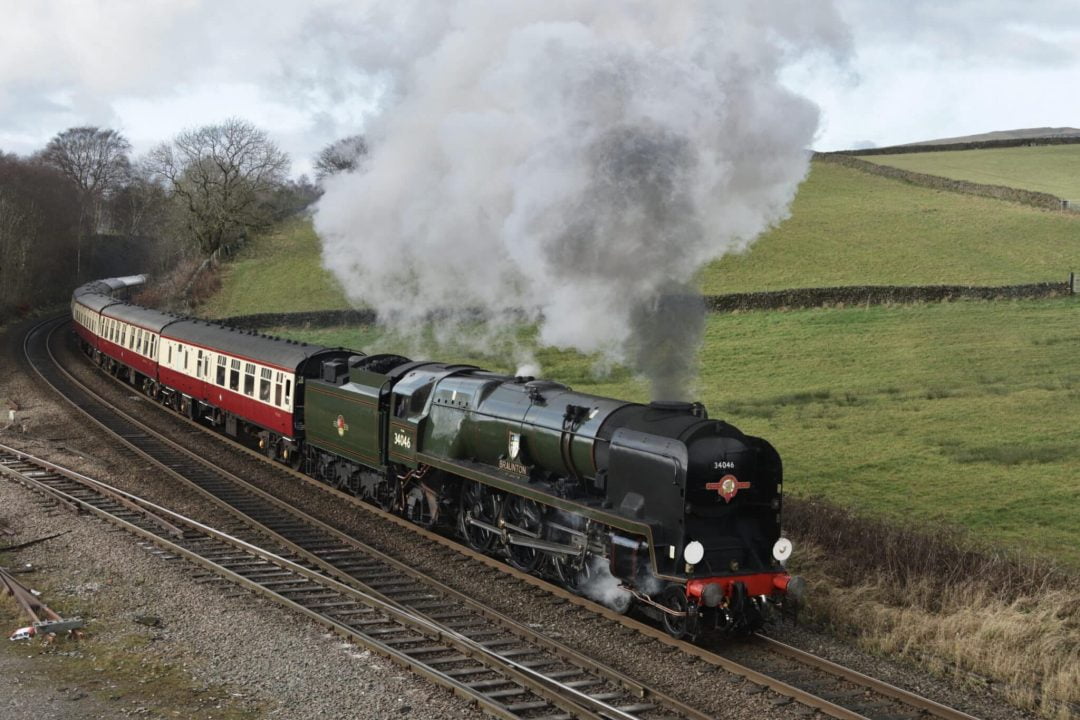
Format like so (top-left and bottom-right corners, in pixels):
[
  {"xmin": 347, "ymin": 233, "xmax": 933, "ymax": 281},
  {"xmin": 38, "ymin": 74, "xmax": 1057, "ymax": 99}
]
[
  {"xmin": 230, "ymin": 359, "xmax": 240, "ymax": 391},
  {"xmin": 140, "ymin": 331, "xmax": 148, "ymax": 355},
  {"xmin": 284, "ymin": 379, "xmax": 292, "ymax": 407},
  {"xmin": 259, "ymin": 368, "xmax": 272, "ymax": 402},
  {"xmin": 196, "ymin": 350, "xmax": 204, "ymax": 377},
  {"xmin": 244, "ymin": 363, "xmax": 255, "ymax": 396},
  {"xmin": 217, "ymin": 356, "xmax": 226, "ymax": 385},
  {"xmin": 151, "ymin": 336, "xmax": 157, "ymax": 358},
  {"xmin": 274, "ymin": 373, "xmax": 283, "ymax": 406},
  {"xmin": 184, "ymin": 349, "xmax": 190, "ymax": 370},
  {"xmin": 167, "ymin": 344, "xmax": 173, "ymax": 364}
]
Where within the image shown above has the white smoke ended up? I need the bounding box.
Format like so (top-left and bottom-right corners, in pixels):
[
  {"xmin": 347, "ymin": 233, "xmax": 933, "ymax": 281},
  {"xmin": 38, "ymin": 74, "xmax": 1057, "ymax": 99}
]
[
  {"xmin": 577, "ymin": 555, "xmax": 633, "ymax": 612},
  {"xmin": 314, "ymin": 1, "xmax": 850, "ymax": 396}
]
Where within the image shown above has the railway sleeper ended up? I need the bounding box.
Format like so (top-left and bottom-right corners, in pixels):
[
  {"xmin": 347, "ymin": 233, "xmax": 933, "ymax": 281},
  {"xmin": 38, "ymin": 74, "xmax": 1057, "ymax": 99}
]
[{"xmin": 483, "ymin": 687, "xmax": 531, "ymax": 700}]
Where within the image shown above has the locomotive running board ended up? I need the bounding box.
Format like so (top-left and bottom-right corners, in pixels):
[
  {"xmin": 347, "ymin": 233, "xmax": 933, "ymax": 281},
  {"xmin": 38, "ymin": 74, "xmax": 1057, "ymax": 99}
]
[{"xmin": 463, "ymin": 515, "xmax": 582, "ymax": 556}]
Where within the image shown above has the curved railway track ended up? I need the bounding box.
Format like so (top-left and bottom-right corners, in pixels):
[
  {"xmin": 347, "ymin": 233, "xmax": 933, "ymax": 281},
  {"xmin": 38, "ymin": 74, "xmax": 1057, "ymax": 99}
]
[{"xmin": 23, "ymin": 315, "xmax": 986, "ymax": 720}]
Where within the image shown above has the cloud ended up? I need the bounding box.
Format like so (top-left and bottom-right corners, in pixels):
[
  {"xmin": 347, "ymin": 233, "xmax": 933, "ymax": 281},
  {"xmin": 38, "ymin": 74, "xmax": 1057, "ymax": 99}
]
[{"xmin": 1, "ymin": 1, "xmax": 1077, "ymax": 169}]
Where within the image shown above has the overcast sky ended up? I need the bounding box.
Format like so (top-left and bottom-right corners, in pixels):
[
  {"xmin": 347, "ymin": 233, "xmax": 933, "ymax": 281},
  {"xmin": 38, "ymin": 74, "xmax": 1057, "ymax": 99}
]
[{"xmin": 2, "ymin": 0, "xmax": 1078, "ymax": 177}]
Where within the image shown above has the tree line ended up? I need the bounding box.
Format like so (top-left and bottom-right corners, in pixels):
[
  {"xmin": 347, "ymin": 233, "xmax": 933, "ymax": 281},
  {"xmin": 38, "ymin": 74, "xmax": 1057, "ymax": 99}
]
[{"xmin": 0, "ymin": 120, "xmax": 365, "ymax": 319}]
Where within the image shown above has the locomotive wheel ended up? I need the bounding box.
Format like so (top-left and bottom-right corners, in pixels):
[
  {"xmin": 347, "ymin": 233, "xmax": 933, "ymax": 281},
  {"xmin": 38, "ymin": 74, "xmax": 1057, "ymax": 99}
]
[
  {"xmin": 551, "ymin": 553, "xmax": 590, "ymax": 591},
  {"xmin": 459, "ymin": 481, "xmax": 499, "ymax": 551},
  {"xmin": 661, "ymin": 586, "xmax": 690, "ymax": 639},
  {"xmin": 502, "ymin": 497, "xmax": 542, "ymax": 572}
]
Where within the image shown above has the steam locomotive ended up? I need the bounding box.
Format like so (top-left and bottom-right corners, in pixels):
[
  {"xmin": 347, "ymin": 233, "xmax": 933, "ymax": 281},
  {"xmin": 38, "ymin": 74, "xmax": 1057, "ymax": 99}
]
[{"xmin": 72, "ymin": 278, "xmax": 803, "ymax": 638}]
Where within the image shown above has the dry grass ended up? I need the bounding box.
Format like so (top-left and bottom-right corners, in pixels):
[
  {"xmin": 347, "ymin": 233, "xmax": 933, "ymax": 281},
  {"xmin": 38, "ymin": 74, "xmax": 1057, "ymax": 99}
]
[
  {"xmin": 788, "ymin": 499, "xmax": 1079, "ymax": 719},
  {"xmin": 132, "ymin": 255, "xmax": 221, "ymax": 312}
]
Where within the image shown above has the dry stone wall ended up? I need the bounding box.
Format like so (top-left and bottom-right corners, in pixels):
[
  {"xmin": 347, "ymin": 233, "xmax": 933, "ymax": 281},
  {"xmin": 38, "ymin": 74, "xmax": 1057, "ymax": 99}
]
[
  {"xmin": 221, "ymin": 280, "xmax": 1073, "ymax": 329},
  {"xmin": 816, "ymin": 153, "xmax": 1067, "ymax": 211}
]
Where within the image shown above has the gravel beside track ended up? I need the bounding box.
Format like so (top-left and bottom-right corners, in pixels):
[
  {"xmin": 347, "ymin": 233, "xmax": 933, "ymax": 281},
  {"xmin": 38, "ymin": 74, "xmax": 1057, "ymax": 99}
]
[{"xmin": 41, "ymin": 319, "xmax": 1039, "ymax": 720}]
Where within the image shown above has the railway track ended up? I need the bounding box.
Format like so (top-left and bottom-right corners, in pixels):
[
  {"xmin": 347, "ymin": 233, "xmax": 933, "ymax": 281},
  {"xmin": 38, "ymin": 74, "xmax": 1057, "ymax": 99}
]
[
  {"xmin": 26, "ymin": 315, "xmax": 987, "ymax": 720},
  {"xmin": 0, "ymin": 442, "xmax": 696, "ymax": 720}
]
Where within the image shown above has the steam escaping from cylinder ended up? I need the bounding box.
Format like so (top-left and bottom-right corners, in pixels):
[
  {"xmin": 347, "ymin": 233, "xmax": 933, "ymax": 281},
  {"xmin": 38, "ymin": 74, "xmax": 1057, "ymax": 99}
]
[
  {"xmin": 313, "ymin": 1, "xmax": 850, "ymax": 398},
  {"xmin": 577, "ymin": 555, "xmax": 633, "ymax": 612}
]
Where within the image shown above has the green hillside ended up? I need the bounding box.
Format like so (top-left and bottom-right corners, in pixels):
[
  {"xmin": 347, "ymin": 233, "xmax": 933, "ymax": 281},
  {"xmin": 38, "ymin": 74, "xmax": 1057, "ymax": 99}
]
[
  {"xmin": 699, "ymin": 160, "xmax": 1080, "ymax": 294},
  {"xmin": 856, "ymin": 144, "xmax": 1080, "ymax": 200},
  {"xmin": 199, "ymin": 216, "xmax": 349, "ymax": 318}
]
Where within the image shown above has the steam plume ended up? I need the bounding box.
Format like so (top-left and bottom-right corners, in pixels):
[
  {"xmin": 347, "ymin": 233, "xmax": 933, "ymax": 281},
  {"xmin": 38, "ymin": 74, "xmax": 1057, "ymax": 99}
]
[{"xmin": 314, "ymin": 1, "xmax": 849, "ymax": 397}]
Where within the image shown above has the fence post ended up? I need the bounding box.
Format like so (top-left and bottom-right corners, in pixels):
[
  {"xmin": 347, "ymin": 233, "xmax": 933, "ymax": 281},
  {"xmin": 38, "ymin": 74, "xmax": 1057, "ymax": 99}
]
[{"xmin": 1070, "ymin": 271, "xmax": 1076, "ymax": 295}]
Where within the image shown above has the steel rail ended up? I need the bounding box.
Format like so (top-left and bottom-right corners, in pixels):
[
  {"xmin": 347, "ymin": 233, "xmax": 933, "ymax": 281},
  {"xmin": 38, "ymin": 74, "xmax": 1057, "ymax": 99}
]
[
  {"xmin": 40, "ymin": 314, "xmax": 986, "ymax": 720},
  {"xmin": 751, "ymin": 634, "xmax": 984, "ymax": 720},
  {"xmin": 24, "ymin": 316, "xmax": 711, "ymax": 720}
]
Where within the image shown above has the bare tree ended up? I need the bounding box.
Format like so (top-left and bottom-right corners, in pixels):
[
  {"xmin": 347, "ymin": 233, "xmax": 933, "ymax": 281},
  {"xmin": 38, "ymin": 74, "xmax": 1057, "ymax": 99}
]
[
  {"xmin": 107, "ymin": 163, "xmax": 169, "ymax": 238},
  {"xmin": 37, "ymin": 126, "xmax": 132, "ymax": 280},
  {"xmin": 147, "ymin": 118, "xmax": 289, "ymax": 257},
  {"xmin": 313, "ymin": 134, "xmax": 367, "ymax": 181}
]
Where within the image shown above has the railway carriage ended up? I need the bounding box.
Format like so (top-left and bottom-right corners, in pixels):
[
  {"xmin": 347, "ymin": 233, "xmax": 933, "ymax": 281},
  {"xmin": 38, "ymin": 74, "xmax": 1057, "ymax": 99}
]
[
  {"xmin": 98, "ymin": 303, "xmax": 174, "ymax": 385},
  {"xmin": 71, "ymin": 290, "xmax": 114, "ymax": 350},
  {"xmin": 158, "ymin": 320, "xmax": 351, "ymax": 459}
]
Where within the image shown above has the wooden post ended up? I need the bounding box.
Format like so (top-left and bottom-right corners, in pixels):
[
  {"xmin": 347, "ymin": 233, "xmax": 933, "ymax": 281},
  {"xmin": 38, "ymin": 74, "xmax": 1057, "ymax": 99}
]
[{"xmin": 1070, "ymin": 271, "xmax": 1076, "ymax": 295}]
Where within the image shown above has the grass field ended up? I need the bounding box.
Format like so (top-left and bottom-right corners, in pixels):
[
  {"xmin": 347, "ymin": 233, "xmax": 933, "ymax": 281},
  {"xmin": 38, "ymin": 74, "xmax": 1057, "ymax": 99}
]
[
  {"xmin": 198, "ymin": 216, "xmax": 349, "ymax": 318},
  {"xmin": 699, "ymin": 160, "xmax": 1080, "ymax": 293},
  {"xmin": 268, "ymin": 296, "xmax": 1080, "ymax": 567},
  {"xmin": 856, "ymin": 144, "xmax": 1080, "ymax": 200}
]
